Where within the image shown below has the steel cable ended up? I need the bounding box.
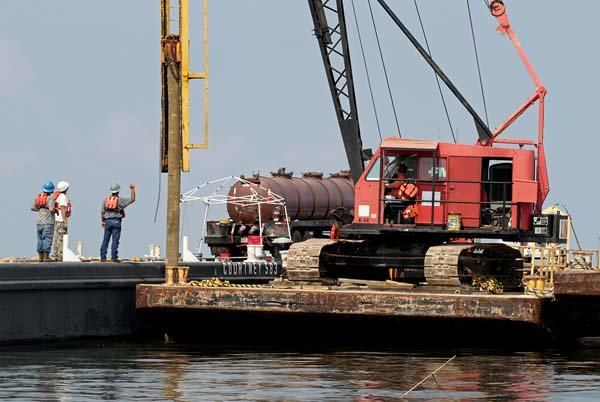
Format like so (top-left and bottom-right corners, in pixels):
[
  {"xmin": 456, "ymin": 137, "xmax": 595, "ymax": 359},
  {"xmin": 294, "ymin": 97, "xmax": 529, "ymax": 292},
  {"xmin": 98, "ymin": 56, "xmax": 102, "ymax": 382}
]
[
  {"xmin": 467, "ymin": 0, "xmax": 490, "ymax": 128},
  {"xmin": 154, "ymin": 171, "xmax": 162, "ymax": 223},
  {"xmin": 412, "ymin": 0, "xmax": 457, "ymax": 143},
  {"xmin": 350, "ymin": 0, "xmax": 383, "ymax": 142},
  {"xmin": 367, "ymin": 0, "xmax": 402, "ymax": 138}
]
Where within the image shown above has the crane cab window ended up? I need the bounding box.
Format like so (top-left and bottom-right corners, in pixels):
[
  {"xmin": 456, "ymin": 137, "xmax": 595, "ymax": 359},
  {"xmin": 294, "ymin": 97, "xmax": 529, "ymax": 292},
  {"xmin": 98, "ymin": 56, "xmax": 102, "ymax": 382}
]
[
  {"xmin": 365, "ymin": 156, "xmax": 381, "ymax": 181},
  {"xmin": 382, "ymin": 153, "xmax": 419, "ymax": 224},
  {"xmin": 417, "ymin": 157, "xmax": 446, "ymax": 181},
  {"xmin": 384, "ymin": 154, "xmax": 417, "ymax": 181}
]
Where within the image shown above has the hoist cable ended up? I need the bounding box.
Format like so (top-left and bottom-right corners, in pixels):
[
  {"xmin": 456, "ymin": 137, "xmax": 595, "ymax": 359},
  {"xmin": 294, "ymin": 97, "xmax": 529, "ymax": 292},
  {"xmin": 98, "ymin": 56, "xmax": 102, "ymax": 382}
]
[
  {"xmin": 154, "ymin": 171, "xmax": 162, "ymax": 223},
  {"xmin": 180, "ymin": 201, "xmax": 187, "ymax": 240},
  {"xmin": 412, "ymin": 0, "xmax": 457, "ymax": 143},
  {"xmin": 367, "ymin": 0, "xmax": 403, "ymax": 138},
  {"xmin": 467, "ymin": 0, "xmax": 490, "ymax": 127},
  {"xmin": 350, "ymin": 0, "xmax": 383, "ymax": 142}
]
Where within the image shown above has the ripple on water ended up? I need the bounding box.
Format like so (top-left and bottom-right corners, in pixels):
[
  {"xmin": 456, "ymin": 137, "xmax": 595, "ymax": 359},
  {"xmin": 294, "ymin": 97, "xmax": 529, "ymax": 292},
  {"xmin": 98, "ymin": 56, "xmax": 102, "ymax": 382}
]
[{"xmin": 0, "ymin": 344, "xmax": 600, "ymax": 401}]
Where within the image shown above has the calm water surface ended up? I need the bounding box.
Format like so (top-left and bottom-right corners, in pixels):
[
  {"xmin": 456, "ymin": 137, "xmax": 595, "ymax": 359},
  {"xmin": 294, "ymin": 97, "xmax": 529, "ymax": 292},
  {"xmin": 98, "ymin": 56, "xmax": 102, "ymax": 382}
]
[{"xmin": 1, "ymin": 342, "xmax": 599, "ymax": 401}]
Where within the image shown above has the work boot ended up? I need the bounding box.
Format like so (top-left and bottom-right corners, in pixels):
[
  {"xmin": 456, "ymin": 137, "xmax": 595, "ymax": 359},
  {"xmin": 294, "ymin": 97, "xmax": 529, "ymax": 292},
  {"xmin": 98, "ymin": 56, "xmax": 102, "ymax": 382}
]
[
  {"xmin": 42, "ymin": 252, "xmax": 52, "ymax": 262},
  {"xmin": 38, "ymin": 252, "xmax": 44, "ymax": 262}
]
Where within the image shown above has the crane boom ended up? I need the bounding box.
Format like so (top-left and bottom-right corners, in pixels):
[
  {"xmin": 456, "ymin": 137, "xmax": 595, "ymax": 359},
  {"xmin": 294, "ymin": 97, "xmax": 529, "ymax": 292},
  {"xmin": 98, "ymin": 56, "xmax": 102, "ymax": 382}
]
[
  {"xmin": 489, "ymin": 0, "xmax": 548, "ymax": 210},
  {"xmin": 308, "ymin": 0, "xmax": 364, "ymax": 183}
]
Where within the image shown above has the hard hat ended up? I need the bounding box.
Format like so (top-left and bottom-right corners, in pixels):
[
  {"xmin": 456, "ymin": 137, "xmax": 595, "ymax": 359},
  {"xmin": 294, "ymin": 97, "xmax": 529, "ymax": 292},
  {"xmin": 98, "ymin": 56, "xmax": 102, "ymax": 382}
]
[
  {"xmin": 42, "ymin": 181, "xmax": 55, "ymax": 193},
  {"xmin": 56, "ymin": 181, "xmax": 69, "ymax": 192},
  {"xmin": 110, "ymin": 183, "xmax": 121, "ymax": 193}
]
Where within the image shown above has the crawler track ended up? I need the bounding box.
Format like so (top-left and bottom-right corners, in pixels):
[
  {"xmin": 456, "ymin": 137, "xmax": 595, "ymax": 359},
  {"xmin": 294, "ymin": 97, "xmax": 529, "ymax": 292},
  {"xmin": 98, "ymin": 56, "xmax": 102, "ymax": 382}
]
[{"xmin": 284, "ymin": 239, "xmax": 523, "ymax": 290}]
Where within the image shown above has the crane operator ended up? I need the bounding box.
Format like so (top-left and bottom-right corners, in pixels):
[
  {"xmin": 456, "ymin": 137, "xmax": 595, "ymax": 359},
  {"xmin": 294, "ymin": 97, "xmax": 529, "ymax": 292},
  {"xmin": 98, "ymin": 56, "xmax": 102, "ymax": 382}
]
[{"xmin": 384, "ymin": 163, "xmax": 419, "ymax": 223}]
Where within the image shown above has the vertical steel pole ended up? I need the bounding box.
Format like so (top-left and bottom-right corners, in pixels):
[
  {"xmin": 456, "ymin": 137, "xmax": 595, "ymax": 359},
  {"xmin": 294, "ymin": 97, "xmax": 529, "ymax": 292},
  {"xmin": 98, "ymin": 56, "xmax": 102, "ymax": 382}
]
[
  {"xmin": 162, "ymin": 1, "xmax": 183, "ymax": 281},
  {"xmin": 202, "ymin": 0, "xmax": 209, "ymax": 148},
  {"xmin": 165, "ymin": 65, "xmax": 182, "ymax": 279},
  {"xmin": 180, "ymin": 0, "xmax": 190, "ymax": 172}
]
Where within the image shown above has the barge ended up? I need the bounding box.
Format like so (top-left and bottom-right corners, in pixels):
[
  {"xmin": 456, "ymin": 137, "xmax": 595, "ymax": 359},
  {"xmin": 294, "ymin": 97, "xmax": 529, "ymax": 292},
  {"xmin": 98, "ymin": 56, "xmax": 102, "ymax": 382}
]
[
  {"xmin": 135, "ymin": 248, "xmax": 600, "ymax": 347},
  {"xmin": 0, "ymin": 260, "xmax": 280, "ymax": 344}
]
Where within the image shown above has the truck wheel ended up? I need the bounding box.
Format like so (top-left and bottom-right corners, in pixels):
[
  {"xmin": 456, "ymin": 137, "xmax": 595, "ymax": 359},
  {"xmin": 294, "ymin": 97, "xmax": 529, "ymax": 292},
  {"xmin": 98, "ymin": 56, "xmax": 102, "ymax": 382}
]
[
  {"xmin": 291, "ymin": 230, "xmax": 303, "ymax": 243},
  {"xmin": 302, "ymin": 231, "xmax": 313, "ymax": 241}
]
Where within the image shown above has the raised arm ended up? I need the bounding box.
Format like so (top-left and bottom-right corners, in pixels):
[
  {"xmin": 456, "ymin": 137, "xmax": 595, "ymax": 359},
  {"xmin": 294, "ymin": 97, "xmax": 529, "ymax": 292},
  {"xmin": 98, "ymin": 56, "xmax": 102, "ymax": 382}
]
[{"xmin": 129, "ymin": 183, "xmax": 136, "ymax": 203}]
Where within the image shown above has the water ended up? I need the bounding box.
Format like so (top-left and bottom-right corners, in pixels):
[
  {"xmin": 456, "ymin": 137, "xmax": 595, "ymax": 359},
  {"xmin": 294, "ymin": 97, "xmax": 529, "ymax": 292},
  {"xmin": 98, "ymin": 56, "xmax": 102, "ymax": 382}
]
[{"xmin": 1, "ymin": 342, "xmax": 600, "ymax": 401}]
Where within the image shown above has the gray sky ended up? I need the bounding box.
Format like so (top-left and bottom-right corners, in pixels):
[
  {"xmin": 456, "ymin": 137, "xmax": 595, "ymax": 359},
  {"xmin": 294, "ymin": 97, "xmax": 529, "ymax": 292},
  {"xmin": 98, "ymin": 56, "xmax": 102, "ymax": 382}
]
[{"xmin": 1, "ymin": 1, "xmax": 598, "ymax": 258}]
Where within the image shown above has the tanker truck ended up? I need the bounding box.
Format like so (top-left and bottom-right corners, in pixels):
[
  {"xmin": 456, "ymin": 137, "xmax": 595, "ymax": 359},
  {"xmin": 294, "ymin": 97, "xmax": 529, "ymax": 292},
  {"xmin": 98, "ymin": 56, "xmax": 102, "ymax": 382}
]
[{"xmin": 204, "ymin": 168, "xmax": 354, "ymax": 259}]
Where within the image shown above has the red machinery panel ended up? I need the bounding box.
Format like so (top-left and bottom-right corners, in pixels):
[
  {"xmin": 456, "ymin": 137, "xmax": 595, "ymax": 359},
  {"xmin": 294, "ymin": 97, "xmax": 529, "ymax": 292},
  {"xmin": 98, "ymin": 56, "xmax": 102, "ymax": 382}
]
[
  {"xmin": 415, "ymin": 157, "xmax": 446, "ymax": 226},
  {"xmin": 447, "ymin": 156, "xmax": 481, "ymax": 228}
]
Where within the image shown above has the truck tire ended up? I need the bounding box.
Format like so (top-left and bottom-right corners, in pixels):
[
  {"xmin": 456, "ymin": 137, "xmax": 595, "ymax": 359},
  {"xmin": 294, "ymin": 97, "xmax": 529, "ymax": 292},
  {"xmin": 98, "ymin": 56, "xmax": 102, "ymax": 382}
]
[
  {"xmin": 302, "ymin": 231, "xmax": 313, "ymax": 241},
  {"xmin": 292, "ymin": 230, "xmax": 303, "ymax": 243}
]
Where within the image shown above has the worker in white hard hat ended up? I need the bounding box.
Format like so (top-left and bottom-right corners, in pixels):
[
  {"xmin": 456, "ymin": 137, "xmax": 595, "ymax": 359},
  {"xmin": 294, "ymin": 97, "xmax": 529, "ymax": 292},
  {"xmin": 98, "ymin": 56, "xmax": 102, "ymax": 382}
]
[
  {"xmin": 100, "ymin": 182, "xmax": 136, "ymax": 262},
  {"xmin": 51, "ymin": 180, "xmax": 72, "ymax": 261}
]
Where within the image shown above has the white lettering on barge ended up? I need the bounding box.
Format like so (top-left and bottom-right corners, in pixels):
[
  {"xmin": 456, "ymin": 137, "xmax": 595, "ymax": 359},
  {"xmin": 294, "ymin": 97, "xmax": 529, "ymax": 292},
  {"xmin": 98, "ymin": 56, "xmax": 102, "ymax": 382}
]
[{"xmin": 219, "ymin": 262, "xmax": 280, "ymax": 276}]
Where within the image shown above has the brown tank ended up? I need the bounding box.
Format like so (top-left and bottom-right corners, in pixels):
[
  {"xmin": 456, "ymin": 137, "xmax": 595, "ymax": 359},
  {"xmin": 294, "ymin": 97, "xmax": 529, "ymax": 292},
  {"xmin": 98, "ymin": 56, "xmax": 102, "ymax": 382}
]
[{"xmin": 227, "ymin": 168, "xmax": 354, "ymax": 224}]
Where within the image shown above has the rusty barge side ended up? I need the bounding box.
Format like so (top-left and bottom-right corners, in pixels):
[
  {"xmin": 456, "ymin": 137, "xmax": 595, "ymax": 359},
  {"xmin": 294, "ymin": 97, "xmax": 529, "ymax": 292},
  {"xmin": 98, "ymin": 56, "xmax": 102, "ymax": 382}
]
[
  {"xmin": 136, "ymin": 285, "xmax": 543, "ymax": 324},
  {"xmin": 135, "ymin": 283, "xmax": 555, "ymax": 347},
  {"xmin": 134, "ymin": 267, "xmax": 600, "ymax": 346}
]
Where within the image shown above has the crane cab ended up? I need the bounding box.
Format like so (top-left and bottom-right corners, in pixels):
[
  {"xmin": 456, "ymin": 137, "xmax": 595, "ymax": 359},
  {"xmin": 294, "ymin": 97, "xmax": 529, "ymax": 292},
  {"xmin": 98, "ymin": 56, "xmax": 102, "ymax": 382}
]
[{"xmin": 352, "ymin": 137, "xmax": 539, "ymax": 239}]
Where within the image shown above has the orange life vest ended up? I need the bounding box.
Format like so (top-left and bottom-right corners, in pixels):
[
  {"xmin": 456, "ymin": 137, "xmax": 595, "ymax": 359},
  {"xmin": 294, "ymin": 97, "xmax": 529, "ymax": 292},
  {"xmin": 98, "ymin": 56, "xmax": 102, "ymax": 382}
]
[
  {"xmin": 105, "ymin": 195, "xmax": 119, "ymax": 210},
  {"xmin": 104, "ymin": 195, "xmax": 125, "ymax": 218},
  {"xmin": 53, "ymin": 192, "xmax": 72, "ymax": 217},
  {"xmin": 392, "ymin": 182, "xmax": 418, "ymax": 200},
  {"xmin": 402, "ymin": 204, "xmax": 419, "ymax": 220},
  {"xmin": 399, "ymin": 183, "xmax": 418, "ymax": 199},
  {"xmin": 35, "ymin": 192, "xmax": 50, "ymax": 208}
]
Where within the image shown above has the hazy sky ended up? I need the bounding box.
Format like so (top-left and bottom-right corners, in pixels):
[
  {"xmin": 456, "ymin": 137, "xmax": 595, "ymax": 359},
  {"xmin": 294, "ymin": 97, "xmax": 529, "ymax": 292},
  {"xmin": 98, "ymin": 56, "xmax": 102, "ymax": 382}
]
[{"xmin": 1, "ymin": 1, "xmax": 598, "ymax": 258}]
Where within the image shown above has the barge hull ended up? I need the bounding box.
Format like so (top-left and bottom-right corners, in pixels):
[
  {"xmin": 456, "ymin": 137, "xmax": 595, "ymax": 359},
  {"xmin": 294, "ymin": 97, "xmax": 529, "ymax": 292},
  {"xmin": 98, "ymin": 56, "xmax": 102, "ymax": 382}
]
[
  {"xmin": 554, "ymin": 269, "xmax": 600, "ymax": 296},
  {"xmin": 136, "ymin": 285, "xmax": 543, "ymax": 325},
  {"xmin": 0, "ymin": 261, "xmax": 280, "ymax": 344}
]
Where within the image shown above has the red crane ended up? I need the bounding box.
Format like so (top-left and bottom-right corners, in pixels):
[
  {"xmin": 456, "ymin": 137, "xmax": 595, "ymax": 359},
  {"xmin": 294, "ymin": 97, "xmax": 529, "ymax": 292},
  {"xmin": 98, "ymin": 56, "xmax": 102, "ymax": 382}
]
[{"xmin": 286, "ymin": 0, "xmax": 567, "ymax": 288}]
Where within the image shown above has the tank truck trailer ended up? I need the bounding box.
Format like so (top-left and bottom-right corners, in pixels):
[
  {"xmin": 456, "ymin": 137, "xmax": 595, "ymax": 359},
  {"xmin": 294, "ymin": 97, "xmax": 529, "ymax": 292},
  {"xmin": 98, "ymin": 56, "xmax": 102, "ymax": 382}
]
[{"xmin": 204, "ymin": 168, "xmax": 354, "ymax": 260}]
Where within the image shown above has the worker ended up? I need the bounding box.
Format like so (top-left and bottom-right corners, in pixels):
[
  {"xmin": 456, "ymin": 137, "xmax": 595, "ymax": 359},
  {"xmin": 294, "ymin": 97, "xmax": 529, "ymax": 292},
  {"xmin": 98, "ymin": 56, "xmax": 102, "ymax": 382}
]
[
  {"xmin": 100, "ymin": 182, "xmax": 136, "ymax": 262},
  {"xmin": 51, "ymin": 181, "xmax": 71, "ymax": 262},
  {"xmin": 31, "ymin": 181, "xmax": 56, "ymax": 262},
  {"xmin": 384, "ymin": 164, "xmax": 419, "ymax": 223}
]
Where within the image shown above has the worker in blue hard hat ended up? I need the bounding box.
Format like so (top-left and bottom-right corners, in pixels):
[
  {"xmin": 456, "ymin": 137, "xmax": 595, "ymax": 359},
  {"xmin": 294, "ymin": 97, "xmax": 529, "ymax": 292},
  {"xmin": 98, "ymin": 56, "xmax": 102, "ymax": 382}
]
[
  {"xmin": 100, "ymin": 182, "xmax": 136, "ymax": 262},
  {"xmin": 31, "ymin": 181, "xmax": 56, "ymax": 262}
]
